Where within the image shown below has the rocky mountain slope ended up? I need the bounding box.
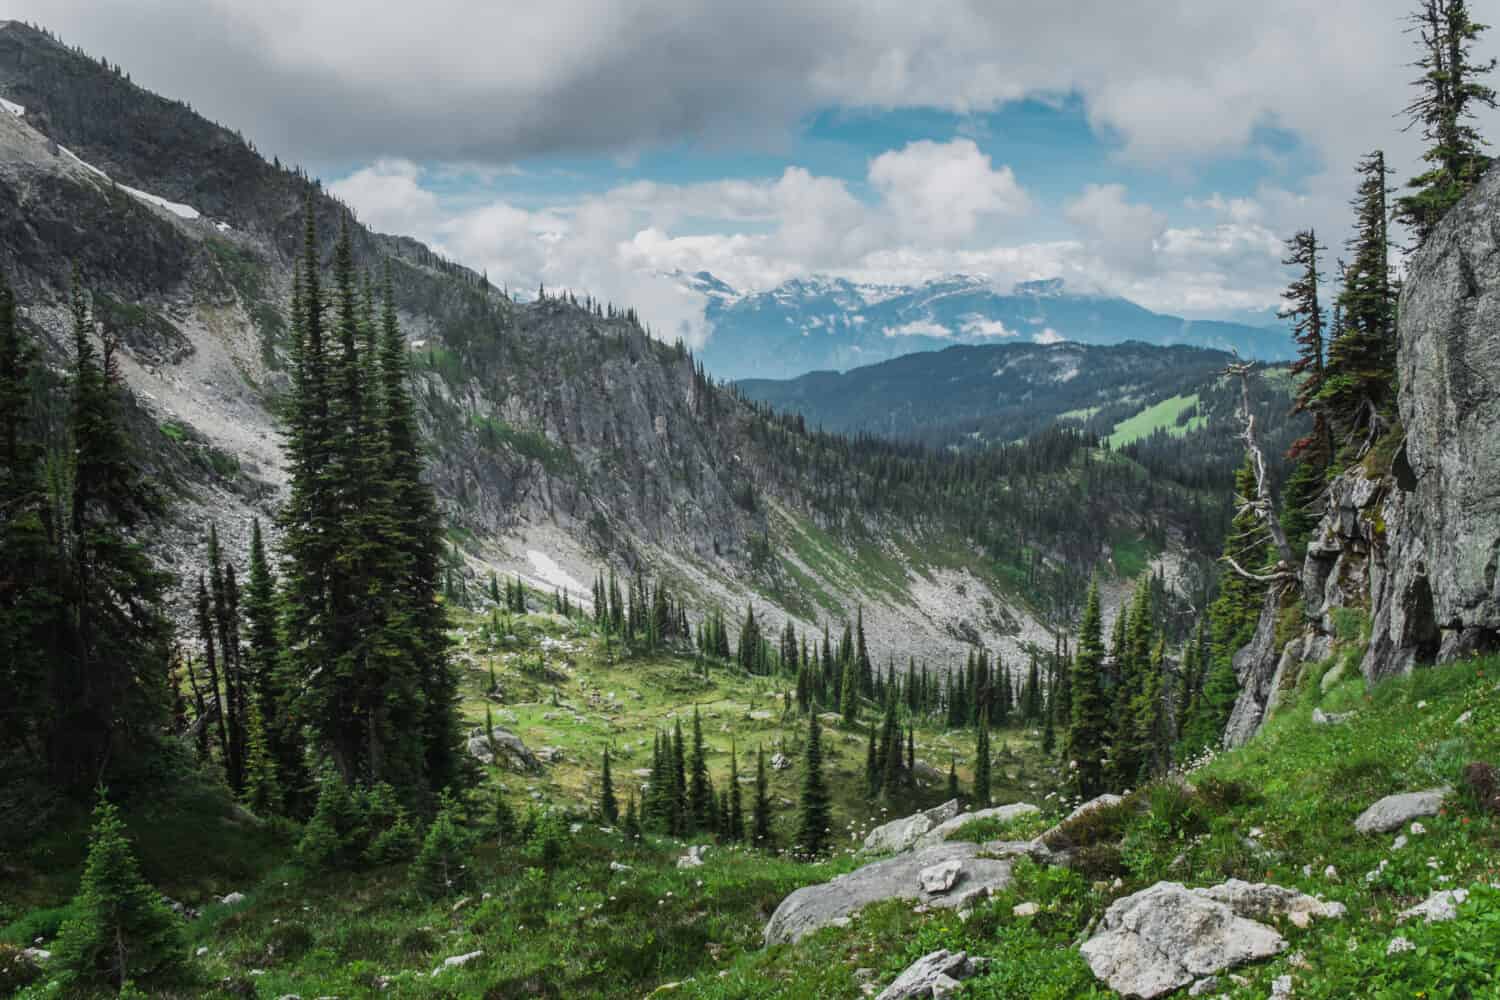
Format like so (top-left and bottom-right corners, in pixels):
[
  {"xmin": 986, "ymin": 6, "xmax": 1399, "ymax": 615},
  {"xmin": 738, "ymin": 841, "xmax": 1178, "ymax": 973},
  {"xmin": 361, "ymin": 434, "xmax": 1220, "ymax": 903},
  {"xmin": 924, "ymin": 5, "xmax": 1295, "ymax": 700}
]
[
  {"xmin": 689, "ymin": 271, "xmax": 1295, "ymax": 381},
  {"xmin": 1223, "ymin": 163, "xmax": 1500, "ymax": 746},
  {"xmin": 0, "ymin": 20, "xmax": 1199, "ymax": 669}
]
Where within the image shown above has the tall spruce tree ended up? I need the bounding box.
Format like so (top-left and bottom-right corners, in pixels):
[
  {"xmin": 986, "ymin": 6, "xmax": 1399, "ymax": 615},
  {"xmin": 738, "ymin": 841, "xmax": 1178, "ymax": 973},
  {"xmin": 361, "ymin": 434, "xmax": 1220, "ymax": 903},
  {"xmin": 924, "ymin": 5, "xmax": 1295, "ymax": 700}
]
[
  {"xmin": 973, "ymin": 711, "xmax": 992, "ymax": 807},
  {"xmin": 796, "ymin": 713, "xmax": 832, "ymax": 857},
  {"xmin": 1067, "ymin": 578, "xmax": 1110, "ymax": 799},
  {"xmin": 689, "ymin": 706, "xmax": 713, "ymax": 832},
  {"xmin": 752, "ymin": 746, "xmax": 773, "ymax": 848},
  {"xmin": 600, "ymin": 747, "xmax": 619, "ymax": 824}
]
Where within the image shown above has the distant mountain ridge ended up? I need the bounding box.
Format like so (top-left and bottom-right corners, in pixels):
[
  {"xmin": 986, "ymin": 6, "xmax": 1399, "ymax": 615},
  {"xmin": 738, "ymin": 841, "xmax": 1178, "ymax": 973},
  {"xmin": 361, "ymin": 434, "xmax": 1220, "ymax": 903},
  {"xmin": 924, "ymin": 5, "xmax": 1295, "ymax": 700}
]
[
  {"xmin": 735, "ymin": 340, "xmax": 1233, "ymax": 442},
  {"xmin": 690, "ymin": 271, "xmax": 1294, "ymax": 380}
]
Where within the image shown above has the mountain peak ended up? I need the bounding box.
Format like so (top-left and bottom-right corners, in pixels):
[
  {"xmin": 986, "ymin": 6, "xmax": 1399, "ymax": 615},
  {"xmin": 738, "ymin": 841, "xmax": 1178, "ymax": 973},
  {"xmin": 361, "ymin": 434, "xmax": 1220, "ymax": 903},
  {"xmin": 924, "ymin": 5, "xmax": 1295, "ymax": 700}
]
[{"xmin": 1012, "ymin": 277, "xmax": 1067, "ymax": 298}]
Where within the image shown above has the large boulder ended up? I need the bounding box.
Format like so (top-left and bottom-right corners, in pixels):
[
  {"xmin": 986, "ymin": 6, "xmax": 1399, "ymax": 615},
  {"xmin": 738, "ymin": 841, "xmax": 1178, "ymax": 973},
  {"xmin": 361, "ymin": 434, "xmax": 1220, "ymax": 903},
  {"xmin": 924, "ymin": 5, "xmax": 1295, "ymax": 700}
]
[
  {"xmin": 465, "ymin": 726, "xmax": 540, "ymax": 772},
  {"xmin": 914, "ymin": 802, "xmax": 1038, "ymax": 849},
  {"xmin": 863, "ymin": 799, "xmax": 962, "ymax": 854},
  {"xmin": 1080, "ymin": 881, "xmax": 1344, "ymax": 999},
  {"xmin": 763, "ymin": 843, "xmax": 1014, "ymax": 946},
  {"xmin": 1353, "ymin": 787, "xmax": 1451, "ymax": 834},
  {"xmin": 1374, "ymin": 163, "xmax": 1500, "ymax": 676},
  {"xmin": 875, "ymin": 949, "xmax": 992, "ymax": 1000}
]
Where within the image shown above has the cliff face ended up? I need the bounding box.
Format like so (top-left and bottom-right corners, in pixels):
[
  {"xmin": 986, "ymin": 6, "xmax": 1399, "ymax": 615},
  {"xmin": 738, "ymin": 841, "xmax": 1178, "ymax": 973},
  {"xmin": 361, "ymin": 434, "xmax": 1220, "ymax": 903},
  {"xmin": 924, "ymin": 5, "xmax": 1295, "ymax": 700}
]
[{"xmin": 1226, "ymin": 165, "xmax": 1500, "ymax": 745}]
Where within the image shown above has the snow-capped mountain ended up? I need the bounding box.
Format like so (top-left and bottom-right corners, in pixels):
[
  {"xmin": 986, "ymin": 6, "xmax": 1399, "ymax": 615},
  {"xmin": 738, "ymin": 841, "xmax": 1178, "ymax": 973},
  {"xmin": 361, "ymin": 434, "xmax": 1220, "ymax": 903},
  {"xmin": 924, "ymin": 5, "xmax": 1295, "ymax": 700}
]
[{"xmin": 689, "ymin": 272, "xmax": 1294, "ymax": 380}]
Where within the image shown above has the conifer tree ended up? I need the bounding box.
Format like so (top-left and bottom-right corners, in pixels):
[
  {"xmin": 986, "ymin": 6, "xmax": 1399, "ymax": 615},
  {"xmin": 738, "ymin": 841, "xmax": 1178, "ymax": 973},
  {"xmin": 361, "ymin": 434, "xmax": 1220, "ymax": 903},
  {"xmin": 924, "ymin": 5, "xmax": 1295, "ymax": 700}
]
[
  {"xmin": 1067, "ymin": 578, "xmax": 1110, "ymax": 799},
  {"xmin": 689, "ymin": 706, "xmax": 713, "ymax": 831},
  {"xmin": 973, "ymin": 711, "xmax": 992, "ymax": 807},
  {"xmin": 51, "ymin": 277, "xmax": 173, "ymax": 787},
  {"xmin": 1324, "ymin": 152, "xmax": 1397, "ymax": 441},
  {"xmin": 752, "ymin": 746, "xmax": 773, "ymax": 849},
  {"xmin": 54, "ymin": 791, "xmax": 184, "ymax": 990},
  {"xmin": 947, "ymin": 754, "xmax": 960, "ymax": 800},
  {"xmin": 839, "ymin": 652, "xmax": 860, "ymax": 725},
  {"xmin": 796, "ymin": 713, "xmax": 832, "ymax": 857},
  {"xmin": 600, "ymin": 748, "xmax": 619, "ymax": 824},
  {"xmin": 0, "ymin": 271, "xmax": 57, "ymax": 760},
  {"xmin": 728, "ymin": 739, "xmax": 745, "ymax": 842},
  {"xmin": 241, "ymin": 699, "xmax": 282, "ymax": 817},
  {"xmin": 865, "ymin": 724, "xmax": 880, "ymax": 798},
  {"xmin": 671, "ymin": 720, "xmax": 688, "ymax": 834},
  {"xmin": 1396, "ymin": 0, "xmax": 1497, "ymax": 245},
  {"xmin": 410, "ymin": 792, "xmax": 472, "ymax": 896}
]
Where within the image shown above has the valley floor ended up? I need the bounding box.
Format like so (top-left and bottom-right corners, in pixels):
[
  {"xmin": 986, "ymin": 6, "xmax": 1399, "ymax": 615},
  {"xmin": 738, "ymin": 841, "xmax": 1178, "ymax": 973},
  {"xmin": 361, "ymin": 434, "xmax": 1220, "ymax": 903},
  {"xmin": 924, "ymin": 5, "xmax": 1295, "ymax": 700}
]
[{"xmin": 3, "ymin": 617, "xmax": 1497, "ymax": 999}]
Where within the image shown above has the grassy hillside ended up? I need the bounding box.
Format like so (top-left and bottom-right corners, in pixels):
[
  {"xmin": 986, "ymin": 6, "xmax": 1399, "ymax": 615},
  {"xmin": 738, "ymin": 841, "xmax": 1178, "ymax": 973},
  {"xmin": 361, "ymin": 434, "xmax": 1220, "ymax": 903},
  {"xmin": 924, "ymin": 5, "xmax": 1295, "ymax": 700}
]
[{"xmin": 1105, "ymin": 393, "xmax": 1205, "ymax": 449}]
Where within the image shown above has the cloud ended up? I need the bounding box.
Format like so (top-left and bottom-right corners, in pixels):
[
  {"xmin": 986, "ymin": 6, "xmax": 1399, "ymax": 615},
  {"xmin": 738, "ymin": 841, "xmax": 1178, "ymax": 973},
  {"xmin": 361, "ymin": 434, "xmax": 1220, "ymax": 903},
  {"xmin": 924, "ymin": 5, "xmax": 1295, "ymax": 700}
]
[
  {"xmin": 16, "ymin": 0, "xmax": 1491, "ymax": 188},
  {"xmin": 1032, "ymin": 328, "xmax": 1066, "ymax": 345},
  {"xmin": 869, "ymin": 139, "xmax": 1030, "ymax": 243},
  {"xmin": 960, "ymin": 315, "xmax": 1019, "ymax": 337},
  {"xmin": 1063, "ymin": 183, "xmax": 1167, "ymax": 273},
  {"xmin": 883, "ymin": 319, "xmax": 952, "ymax": 338}
]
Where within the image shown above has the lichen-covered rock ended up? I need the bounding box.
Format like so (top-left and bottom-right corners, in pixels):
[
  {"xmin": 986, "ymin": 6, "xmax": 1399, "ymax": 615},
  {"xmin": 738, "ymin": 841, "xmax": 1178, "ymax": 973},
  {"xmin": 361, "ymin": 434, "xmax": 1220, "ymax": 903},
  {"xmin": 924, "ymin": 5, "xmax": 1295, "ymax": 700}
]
[
  {"xmin": 863, "ymin": 799, "xmax": 961, "ymax": 854},
  {"xmin": 1353, "ymin": 788, "xmax": 1451, "ymax": 834},
  {"xmin": 875, "ymin": 949, "xmax": 992, "ymax": 1000},
  {"xmin": 763, "ymin": 843, "xmax": 1014, "ymax": 946},
  {"xmin": 1080, "ymin": 882, "xmax": 1287, "ymax": 998}
]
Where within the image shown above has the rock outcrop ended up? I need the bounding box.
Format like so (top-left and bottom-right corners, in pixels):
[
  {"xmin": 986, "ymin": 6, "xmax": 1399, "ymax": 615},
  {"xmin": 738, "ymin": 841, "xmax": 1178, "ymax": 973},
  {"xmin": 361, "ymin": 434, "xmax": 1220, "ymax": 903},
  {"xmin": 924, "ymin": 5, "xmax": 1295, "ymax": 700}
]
[
  {"xmin": 863, "ymin": 799, "xmax": 962, "ymax": 854},
  {"xmin": 875, "ymin": 949, "xmax": 992, "ymax": 1000},
  {"xmin": 763, "ymin": 843, "xmax": 1015, "ymax": 946},
  {"xmin": 465, "ymin": 727, "xmax": 540, "ymax": 772},
  {"xmin": 1080, "ymin": 880, "xmax": 1344, "ymax": 999},
  {"xmin": 1226, "ymin": 164, "xmax": 1500, "ymax": 742}
]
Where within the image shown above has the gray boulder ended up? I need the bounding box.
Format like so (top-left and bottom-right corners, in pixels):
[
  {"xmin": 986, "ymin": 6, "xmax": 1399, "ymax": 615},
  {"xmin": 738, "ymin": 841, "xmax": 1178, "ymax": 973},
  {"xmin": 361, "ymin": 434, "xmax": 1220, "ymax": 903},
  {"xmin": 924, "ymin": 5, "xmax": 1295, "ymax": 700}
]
[
  {"xmin": 1080, "ymin": 881, "xmax": 1344, "ymax": 998},
  {"xmin": 1353, "ymin": 788, "xmax": 1451, "ymax": 834},
  {"xmin": 466, "ymin": 726, "xmax": 541, "ymax": 772},
  {"xmin": 1398, "ymin": 888, "xmax": 1469, "ymax": 924},
  {"xmin": 914, "ymin": 802, "xmax": 1038, "ymax": 849},
  {"xmin": 1311, "ymin": 708, "xmax": 1354, "ymax": 726},
  {"xmin": 863, "ymin": 799, "xmax": 962, "ymax": 854},
  {"xmin": 764, "ymin": 843, "xmax": 1014, "ymax": 946},
  {"xmin": 875, "ymin": 949, "xmax": 992, "ymax": 1000}
]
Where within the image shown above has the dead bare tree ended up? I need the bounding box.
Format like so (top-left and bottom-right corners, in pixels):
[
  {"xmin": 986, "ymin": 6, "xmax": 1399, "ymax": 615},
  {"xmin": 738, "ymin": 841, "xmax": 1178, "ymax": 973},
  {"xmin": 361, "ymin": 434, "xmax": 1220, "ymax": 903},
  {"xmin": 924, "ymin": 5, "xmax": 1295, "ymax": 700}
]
[{"xmin": 1224, "ymin": 360, "xmax": 1300, "ymax": 587}]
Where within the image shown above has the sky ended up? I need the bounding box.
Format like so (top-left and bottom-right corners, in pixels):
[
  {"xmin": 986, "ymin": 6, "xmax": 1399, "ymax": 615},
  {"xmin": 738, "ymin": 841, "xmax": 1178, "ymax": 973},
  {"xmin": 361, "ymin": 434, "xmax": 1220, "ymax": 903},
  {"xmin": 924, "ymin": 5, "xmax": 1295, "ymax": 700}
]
[{"xmin": 13, "ymin": 0, "xmax": 1500, "ymax": 347}]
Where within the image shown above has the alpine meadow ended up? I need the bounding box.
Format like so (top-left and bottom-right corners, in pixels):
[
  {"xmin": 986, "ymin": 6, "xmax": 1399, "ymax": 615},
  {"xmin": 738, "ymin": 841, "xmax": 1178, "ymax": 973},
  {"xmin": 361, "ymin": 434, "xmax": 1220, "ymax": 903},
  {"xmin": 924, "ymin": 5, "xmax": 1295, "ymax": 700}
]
[{"xmin": 5, "ymin": 3, "xmax": 1500, "ymax": 999}]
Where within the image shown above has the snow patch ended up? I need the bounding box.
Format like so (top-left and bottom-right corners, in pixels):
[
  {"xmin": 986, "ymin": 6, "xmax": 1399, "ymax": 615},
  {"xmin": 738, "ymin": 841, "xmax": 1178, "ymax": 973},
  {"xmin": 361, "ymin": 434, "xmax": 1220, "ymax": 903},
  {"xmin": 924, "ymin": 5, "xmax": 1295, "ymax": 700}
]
[
  {"xmin": 58, "ymin": 146, "xmax": 202, "ymax": 220},
  {"xmin": 526, "ymin": 550, "xmax": 587, "ymax": 597},
  {"xmin": 1031, "ymin": 328, "xmax": 1066, "ymax": 345},
  {"xmin": 0, "ymin": 96, "xmax": 24, "ymax": 117}
]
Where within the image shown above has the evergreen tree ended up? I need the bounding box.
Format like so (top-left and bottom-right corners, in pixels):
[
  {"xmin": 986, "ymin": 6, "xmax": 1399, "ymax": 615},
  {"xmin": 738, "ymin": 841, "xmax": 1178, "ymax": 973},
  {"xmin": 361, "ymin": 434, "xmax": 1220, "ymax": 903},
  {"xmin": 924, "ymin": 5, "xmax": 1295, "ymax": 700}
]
[
  {"xmin": 864, "ymin": 724, "xmax": 880, "ymax": 798},
  {"xmin": 839, "ymin": 652, "xmax": 860, "ymax": 725},
  {"xmin": 1067, "ymin": 578, "xmax": 1110, "ymax": 799},
  {"xmin": 1395, "ymin": 0, "xmax": 1497, "ymax": 245},
  {"xmin": 752, "ymin": 746, "xmax": 773, "ymax": 849},
  {"xmin": 727, "ymin": 738, "xmax": 745, "ymax": 842},
  {"xmin": 600, "ymin": 748, "xmax": 619, "ymax": 824},
  {"xmin": 1324, "ymin": 152, "xmax": 1397, "ymax": 441},
  {"xmin": 947, "ymin": 754, "xmax": 960, "ymax": 800},
  {"xmin": 671, "ymin": 720, "xmax": 688, "ymax": 834},
  {"xmin": 410, "ymin": 792, "xmax": 472, "ymax": 896},
  {"xmin": 689, "ymin": 706, "xmax": 713, "ymax": 832},
  {"xmin": 241, "ymin": 699, "xmax": 281, "ymax": 817},
  {"xmin": 796, "ymin": 713, "xmax": 832, "ymax": 857},
  {"xmin": 493, "ymin": 789, "xmax": 518, "ymax": 845},
  {"xmin": 973, "ymin": 711, "xmax": 992, "ymax": 807},
  {"xmin": 51, "ymin": 277, "xmax": 174, "ymax": 787},
  {"xmin": 53, "ymin": 791, "xmax": 184, "ymax": 990}
]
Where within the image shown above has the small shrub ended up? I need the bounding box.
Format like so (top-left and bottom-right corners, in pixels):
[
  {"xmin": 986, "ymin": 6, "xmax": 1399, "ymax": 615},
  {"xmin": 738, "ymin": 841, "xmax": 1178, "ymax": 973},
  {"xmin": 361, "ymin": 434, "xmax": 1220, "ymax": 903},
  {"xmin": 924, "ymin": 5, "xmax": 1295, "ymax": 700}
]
[
  {"xmin": 263, "ymin": 922, "xmax": 315, "ymax": 963},
  {"xmin": 1041, "ymin": 796, "xmax": 1138, "ymax": 852},
  {"xmin": 410, "ymin": 793, "xmax": 473, "ymax": 896},
  {"xmin": 1192, "ymin": 776, "xmax": 1260, "ymax": 812},
  {"xmin": 397, "ymin": 927, "xmax": 438, "ymax": 958},
  {"xmin": 365, "ymin": 809, "xmax": 420, "ymax": 866},
  {"xmin": 1461, "ymin": 761, "xmax": 1500, "ymax": 815}
]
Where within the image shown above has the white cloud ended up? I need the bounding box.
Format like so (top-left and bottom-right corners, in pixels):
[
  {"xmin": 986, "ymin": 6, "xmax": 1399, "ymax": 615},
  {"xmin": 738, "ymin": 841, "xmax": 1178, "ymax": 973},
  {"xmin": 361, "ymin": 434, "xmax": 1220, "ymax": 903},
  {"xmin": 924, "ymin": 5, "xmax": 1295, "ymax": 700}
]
[
  {"xmin": 868, "ymin": 139, "xmax": 1030, "ymax": 243},
  {"xmin": 960, "ymin": 315, "xmax": 1019, "ymax": 337},
  {"xmin": 1032, "ymin": 329, "xmax": 1066, "ymax": 345},
  {"xmin": 1063, "ymin": 183, "xmax": 1167, "ymax": 274},
  {"xmin": 883, "ymin": 319, "xmax": 952, "ymax": 338}
]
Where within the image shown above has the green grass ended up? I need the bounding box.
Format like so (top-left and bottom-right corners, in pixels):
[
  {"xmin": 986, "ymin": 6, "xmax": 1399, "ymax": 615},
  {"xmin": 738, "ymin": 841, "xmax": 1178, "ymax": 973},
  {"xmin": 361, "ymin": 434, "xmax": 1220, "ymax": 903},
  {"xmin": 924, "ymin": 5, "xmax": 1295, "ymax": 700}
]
[
  {"xmin": 9, "ymin": 602, "xmax": 1498, "ymax": 1000},
  {"xmin": 1106, "ymin": 393, "xmax": 1205, "ymax": 449}
]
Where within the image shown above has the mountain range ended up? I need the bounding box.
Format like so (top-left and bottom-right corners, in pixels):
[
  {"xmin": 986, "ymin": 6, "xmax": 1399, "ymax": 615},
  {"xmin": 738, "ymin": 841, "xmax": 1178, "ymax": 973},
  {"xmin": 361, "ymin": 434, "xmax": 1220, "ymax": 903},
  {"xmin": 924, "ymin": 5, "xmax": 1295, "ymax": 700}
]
[{"xmin": 688, "ymin": 271, "xmax": 1295, "ymax": 381}]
